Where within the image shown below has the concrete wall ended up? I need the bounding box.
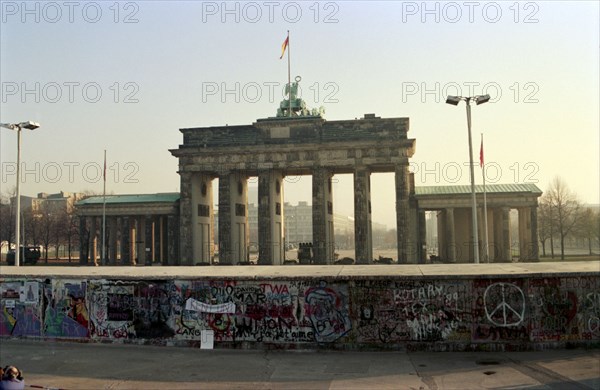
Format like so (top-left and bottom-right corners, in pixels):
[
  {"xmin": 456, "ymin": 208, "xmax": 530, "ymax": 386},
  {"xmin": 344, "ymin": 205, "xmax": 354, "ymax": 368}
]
[{"xmin": 1, "ymin": 270, "xmax": 598, "ymax": 351}]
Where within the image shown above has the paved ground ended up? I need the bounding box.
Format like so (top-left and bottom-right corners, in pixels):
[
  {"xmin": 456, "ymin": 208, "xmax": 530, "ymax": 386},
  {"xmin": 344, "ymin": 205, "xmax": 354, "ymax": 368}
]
[{"xmin": 1, "ymin": 340, "xmax": 598, "ymax": 390}]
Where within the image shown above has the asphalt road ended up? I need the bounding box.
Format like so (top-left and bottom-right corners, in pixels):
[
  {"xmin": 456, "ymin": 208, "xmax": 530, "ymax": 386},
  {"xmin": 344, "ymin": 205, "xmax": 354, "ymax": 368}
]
[{"xmin": 1, "ymin": 340, "xmax": 598, "ymax": 390}]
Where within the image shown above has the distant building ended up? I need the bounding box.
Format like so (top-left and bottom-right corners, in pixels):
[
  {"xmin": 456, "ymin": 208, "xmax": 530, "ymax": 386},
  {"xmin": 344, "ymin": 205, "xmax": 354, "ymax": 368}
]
[
  {"xmin": 11, "ymin": 191, "xmax": 85, "ymax": 214},
  {"xmin": 222, "ymin": 200, "xmax": 388, "ymax": 250},
  {"xmin": 284, "ymin": 201, "xmax": 313, "ymax": 245}
]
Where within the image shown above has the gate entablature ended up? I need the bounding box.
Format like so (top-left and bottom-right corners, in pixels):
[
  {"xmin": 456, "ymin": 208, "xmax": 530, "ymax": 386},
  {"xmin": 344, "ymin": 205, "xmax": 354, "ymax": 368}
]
[{"xmin": 172, "ymin": 115, "xmax": 415, "ymax": 176}]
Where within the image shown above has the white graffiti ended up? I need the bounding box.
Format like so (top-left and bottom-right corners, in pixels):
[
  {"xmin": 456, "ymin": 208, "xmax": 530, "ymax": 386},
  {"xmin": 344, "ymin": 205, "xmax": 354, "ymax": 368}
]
[
  {"xmin": 588, "ymin": 316, "xmax": 600, "ymax": 334},
  {"xmin": 586, "ymin": 292, "xmax": 600, "ymax": 313},
  {"xmin": 406, "ymin": 311, "xmax": 458, "ymax": 341},
  {"xmin": 484, "ymin": 282, "xmax": 525, "ymax": 327},
  {"xmin": 585, "ymin": 292, "xmax": 600, "ymax": 334},
  {"xmin": 185, "ymin": 298, "xmax": 235, "ymax": 314}
]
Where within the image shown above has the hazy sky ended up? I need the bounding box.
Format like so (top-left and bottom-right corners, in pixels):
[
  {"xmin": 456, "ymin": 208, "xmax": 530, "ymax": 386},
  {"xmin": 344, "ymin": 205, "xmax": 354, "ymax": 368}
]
[{"xmin": 1, "ymin": 1, "xmax": 598, "ymax": 229}]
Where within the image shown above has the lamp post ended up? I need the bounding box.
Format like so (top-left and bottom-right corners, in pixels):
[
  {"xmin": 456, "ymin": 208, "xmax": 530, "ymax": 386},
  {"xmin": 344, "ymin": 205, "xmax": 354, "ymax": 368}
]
[
  {"xmin": 445, "ymin": 95, "xmax": 489, "ymax": 264},
  {"xmin": 1, "ymin": 121, "xmax": 41, "ymax": 267}
]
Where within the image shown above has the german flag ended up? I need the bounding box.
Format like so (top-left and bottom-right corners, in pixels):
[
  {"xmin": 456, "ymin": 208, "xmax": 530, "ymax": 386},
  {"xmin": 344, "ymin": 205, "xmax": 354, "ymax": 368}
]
[
  {"xmin": 280, "ymin": 35, "xmax": 289, "ymax": 59},
  {"xmin": 479, "ymin": 137, "xmax": 484, "ymax": 167}
]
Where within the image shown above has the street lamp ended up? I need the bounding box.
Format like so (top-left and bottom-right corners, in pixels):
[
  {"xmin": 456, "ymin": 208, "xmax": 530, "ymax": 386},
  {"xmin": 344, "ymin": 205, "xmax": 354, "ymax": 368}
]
[
  {"xmin": 1, "ymin": 121, "xmax": 41, "ymax": 267},
  {"xmin": 445, "ymin": 95, "xmax": 489, "ymax": 263}
]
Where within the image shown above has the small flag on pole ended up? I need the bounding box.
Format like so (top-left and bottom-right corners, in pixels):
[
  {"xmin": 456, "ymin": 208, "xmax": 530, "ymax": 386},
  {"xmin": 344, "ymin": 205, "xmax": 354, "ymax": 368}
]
[{"xmin": 279, "ymin": 35, "xmax": 289, "ymax": 59}]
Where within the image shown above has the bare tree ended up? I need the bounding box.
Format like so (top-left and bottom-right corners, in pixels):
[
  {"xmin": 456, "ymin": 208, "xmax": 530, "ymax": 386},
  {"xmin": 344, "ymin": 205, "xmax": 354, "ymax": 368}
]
[
  {"xmin": 22, "ymin": 207, "xmax": 41, "ymax": 248},
  {"xmin": 0, "ymin": 188, "xmax": 17, "ymax": 256},
  {"xmin": 63, "ymin": 209, "xmax": 80, "ymax": 262},
  {"xmin": 38, "ymin": 202, "xmax": 54, "ymax": 262},
  {"xmin": 574, "ymin": 207, "xmax": 600, "ymax": 256},
  {"xmin": 537, "ymin": 195, "xmax": 555, "ymax": 257},
  {"xmin": 52, "ymin": 208, "xmax": 68, "ymax": 259},
  {"xmin": 545, "ymin": 177, "xmax": 581, "ymax": 260}
]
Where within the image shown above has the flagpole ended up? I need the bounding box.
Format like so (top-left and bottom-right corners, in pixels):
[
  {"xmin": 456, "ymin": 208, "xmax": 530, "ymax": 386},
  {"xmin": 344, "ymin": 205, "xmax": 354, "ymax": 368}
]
[
  {"xmin": 287, "ymin": 30, "xmax": 291, "ymax": 117},
  {"xmin": 101, "ymin": 149, "xmax": 106, "ymax": 266},
  {"xmin": 481, "ymin": 134, "xmax": 489, "ymax": 263}
]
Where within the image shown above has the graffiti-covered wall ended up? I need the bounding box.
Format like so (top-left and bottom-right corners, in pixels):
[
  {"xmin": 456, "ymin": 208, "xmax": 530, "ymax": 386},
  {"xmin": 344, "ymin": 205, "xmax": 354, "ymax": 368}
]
[{"xmin": 1, "ymin": 276, "xmax": 598, "ymax": 350}]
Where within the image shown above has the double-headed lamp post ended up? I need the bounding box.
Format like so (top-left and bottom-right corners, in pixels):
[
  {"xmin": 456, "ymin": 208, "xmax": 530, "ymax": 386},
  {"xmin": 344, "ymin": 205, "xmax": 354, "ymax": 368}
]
[
  {"xmin": 445, "ymin": 95, "xmax": 489, "ymax": 264},
  {"xmin": 1, "ymin": 121, "xmax": 41, "ymax": 267}
]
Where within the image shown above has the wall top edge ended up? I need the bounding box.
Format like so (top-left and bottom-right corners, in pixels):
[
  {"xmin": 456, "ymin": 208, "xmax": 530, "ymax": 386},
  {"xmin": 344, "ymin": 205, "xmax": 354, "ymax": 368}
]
[{"xmin": 1, "ymin": 262, "xmax": 598, "ymax": 281}]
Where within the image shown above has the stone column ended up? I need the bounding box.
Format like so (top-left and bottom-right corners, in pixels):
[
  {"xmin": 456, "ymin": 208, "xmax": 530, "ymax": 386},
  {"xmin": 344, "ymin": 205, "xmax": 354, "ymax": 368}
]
[
  {"xmin": 395, "ymin": 164, "xmax": 411, "ymax": 263},
  {"xmin": 219, "ymin": 172, "xmax": 248, "ymax": 264},
  {"xmin": 502, "ymin": 207, "xmax": 511, "ymax": 262},
  {"xmin": 79, "ymin": 216, "xmax": 88, "ymax": 265},
  {"xmin": 312, "ymin": 167, "xmax": 334, "ymax": 264},
  {"xmin": 99, "ymin": 219, "xmax": 106, "ymax": 266},
  {"xmin": 437, "ymin": 211, "xmax": 445, "ymax": 261},
  {"xmin": 192, "ymin": 174, "xmax": 214, "ymax": 265},
  {"xmin": 130, "ymin": 217, "xmax": 137, "ymax": 265},
  {"xmin": 133, "ymin": 217, "xmax": 143, "ymax": 265},
  {"xmin": 493, "ymin": 207, "xmax": 511, "ymax": 262},
  {"xmin": 144, "ymin": 215, "xmax": 152, "ymax": 265},
  {"xmin": 179, "ymin": 172, "xmax": 193, "ymax": 264},
  {"xmin": 153, "ymin": 216, "xmax": 160, "ymax": 264},
  {"xmin": 518, "ymin": 207, "xmax": 537, "ymax": 262},
  {"xmin": 167, "ymin": 214, "xmax": 179, "ymax": 265},
  {"xmin": 120, "ymin": 216, "xmax": 131, "ymax": 265},
  {"xmin": 418, "ymin": 209, "xmax": 427, "ymax": 263},
  {"xmin": 218, "ymin": 174, "xmax": 231, "ymax": 264},
  {"xmin": 163, "ymin": 215, "xmax": 170, "ymax": 265},
  {"xmin": 492, "ymin": 208, "xmax": 501, "ymax": 262},
  {"xmin": 108, "ymin": 217, "xmax": 118, "ymax": 265},
  {"xmin": 132, "ymin": 218, "xmax": 138, "ymax": 264},
  {"xmin": 158, "ymin": 216, "xmax": 164, "ymax": 264},
  {"xmin": 530, "ymin": 206, "xmax": 539, "ymax": 261},
  {"xmin": 518, "ymin": 207, "xmax": 527, "ymax": 262},
  {"xmin": 354, "ymin": 167, "xmax": 372, "ymax": 264},
  {"xmin": 445, "ymin": 208, "xmax": 456, "ymax": 263},
  {"xmin": 89, "ymin": 217, "xmax": 97, "ymax": 266},
  {"xmin": 258, "ymin": 170, "xmax": 284, "ymax": 265}
]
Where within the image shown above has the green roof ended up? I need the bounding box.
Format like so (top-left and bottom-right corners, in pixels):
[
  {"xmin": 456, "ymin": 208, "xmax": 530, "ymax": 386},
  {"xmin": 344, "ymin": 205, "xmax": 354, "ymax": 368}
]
[
  {"xmin": 415, "ymin": 183, "xmax": 542, "ymax": 196},
  {"xmin": 76, "ymin": 193, "xmax": 180, "ymax": 206}
]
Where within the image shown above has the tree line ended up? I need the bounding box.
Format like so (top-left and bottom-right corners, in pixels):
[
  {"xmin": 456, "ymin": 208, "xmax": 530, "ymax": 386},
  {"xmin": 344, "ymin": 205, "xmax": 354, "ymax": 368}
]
[{"xmin": 0, "ymin": 189, "xmax": 87, "ymax": 262}]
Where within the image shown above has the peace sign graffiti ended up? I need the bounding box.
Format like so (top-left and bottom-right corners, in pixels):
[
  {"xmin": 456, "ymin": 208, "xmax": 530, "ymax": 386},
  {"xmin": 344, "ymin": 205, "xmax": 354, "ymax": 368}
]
[{"xmin": 484, "ymin": 282, "xmax": 525, "ymax": 327}]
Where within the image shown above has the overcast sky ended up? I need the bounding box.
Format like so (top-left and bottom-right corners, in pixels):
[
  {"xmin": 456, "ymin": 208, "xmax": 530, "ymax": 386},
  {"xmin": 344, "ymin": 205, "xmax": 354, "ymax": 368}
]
[{"xmin": 1, "ymin": 1, "xmax": 598, "ymax": 229}]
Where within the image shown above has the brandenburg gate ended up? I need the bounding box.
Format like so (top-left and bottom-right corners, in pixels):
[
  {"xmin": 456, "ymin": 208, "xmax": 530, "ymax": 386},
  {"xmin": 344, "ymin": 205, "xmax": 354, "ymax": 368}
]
[
  {"xmin": 170, "ymin": 85, "xmax": 416, "ymax": 265},
  {"xmin": 171, "ymin": 113, "xmax": 415, "ymax": 265}
]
